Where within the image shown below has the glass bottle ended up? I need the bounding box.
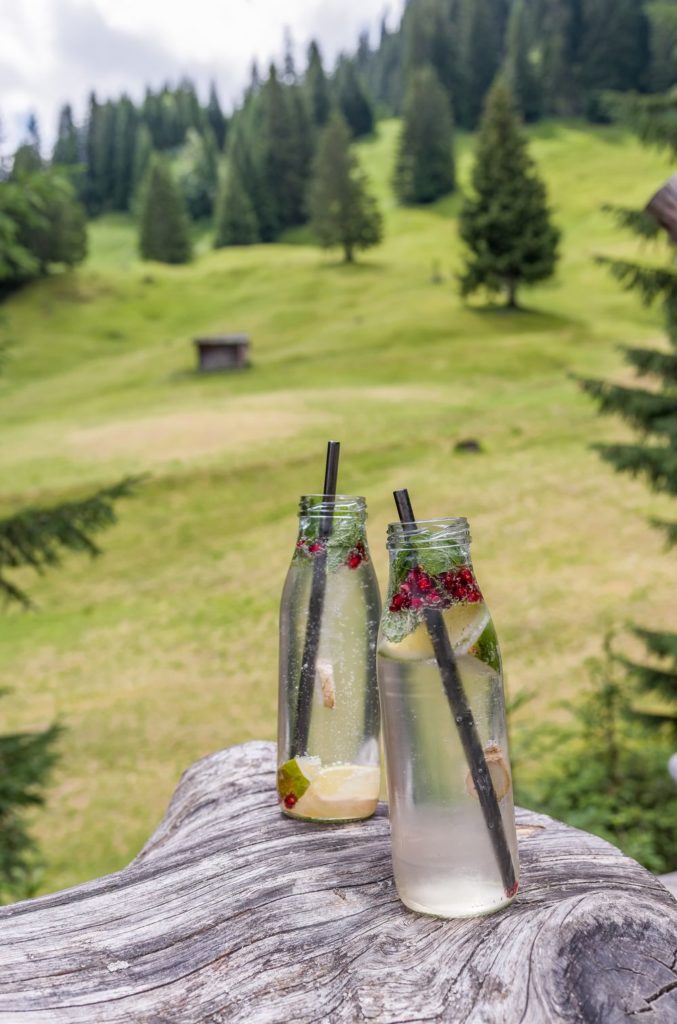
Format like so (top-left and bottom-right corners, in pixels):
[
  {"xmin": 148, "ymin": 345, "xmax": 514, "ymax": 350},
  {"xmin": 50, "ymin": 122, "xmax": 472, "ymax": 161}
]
[
  {"xmin": 377, "ymin": 517, "xmax": 519, "ymax": 918},
  {"xmin": 277, "ymin": 495, "xmax": 381, "ymax": 822}
]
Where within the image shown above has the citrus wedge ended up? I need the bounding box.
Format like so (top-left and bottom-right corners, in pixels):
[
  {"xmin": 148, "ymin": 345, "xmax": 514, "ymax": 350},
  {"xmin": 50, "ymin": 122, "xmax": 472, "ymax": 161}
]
[
  {"xmin": 290, "ymin": 763, "xmax": 380, "ymax": 821},
  {"xmin": 379, "ymin": 602, "xmax": 490, "ymax": 661}
]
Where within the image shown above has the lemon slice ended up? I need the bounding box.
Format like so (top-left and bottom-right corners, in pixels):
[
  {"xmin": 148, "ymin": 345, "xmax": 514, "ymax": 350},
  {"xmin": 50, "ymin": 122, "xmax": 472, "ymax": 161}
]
[
  {"xmin": 379, "ymin": 603, "xmax": 490, "ymax": 661},
  {"xmin": 291, "ymin": 764, "xmax": 380, "ymax": 821}
]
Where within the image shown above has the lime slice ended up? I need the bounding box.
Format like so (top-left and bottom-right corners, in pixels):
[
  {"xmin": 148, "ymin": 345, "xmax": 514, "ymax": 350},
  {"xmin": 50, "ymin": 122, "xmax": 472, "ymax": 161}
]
[
  {"xmin": 277, "ymin": 757, "xmax": 317, "ymax": 801},
  {"xmin": 379, "ymin": 603, "xmax": 490, "ymax": 661}
]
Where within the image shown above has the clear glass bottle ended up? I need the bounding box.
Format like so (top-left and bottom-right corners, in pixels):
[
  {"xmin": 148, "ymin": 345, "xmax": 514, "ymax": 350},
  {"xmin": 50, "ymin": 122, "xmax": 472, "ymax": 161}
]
[
  {"xmin": 277, "ymin": 495, "xmax": 381, "ymax": 822},
  {"xmin": 377, "ymin": 517, "xmax": 519, "ymax": 918}
]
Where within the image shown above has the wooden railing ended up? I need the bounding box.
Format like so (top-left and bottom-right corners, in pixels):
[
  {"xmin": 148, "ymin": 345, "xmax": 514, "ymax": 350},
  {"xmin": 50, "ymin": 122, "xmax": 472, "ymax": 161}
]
[{"xmin": 0, "ymin": 741, "xmax": 675, "ymax": 1022}]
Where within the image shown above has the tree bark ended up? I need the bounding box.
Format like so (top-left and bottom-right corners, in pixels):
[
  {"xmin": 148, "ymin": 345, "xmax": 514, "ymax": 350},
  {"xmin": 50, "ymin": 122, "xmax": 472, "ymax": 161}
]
[{"xmin": 0, "ymin": 741, "xmax": 675, "ymax": 1023}]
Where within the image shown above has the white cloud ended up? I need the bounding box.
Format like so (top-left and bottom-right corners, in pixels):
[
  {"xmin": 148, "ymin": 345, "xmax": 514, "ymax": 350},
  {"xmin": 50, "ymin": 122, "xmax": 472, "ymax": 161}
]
[{"xmin": 0, "ymin": 0, "xmax": 404, "ymax": 154}]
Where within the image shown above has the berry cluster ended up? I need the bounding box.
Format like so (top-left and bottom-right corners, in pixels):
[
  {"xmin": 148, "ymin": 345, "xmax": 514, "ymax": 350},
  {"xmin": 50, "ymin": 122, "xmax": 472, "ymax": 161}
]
[
  {"xmin": 295, "ymin": 537, "xmax": 368, "ymax": 570},
  {"xmin": 389, "ymin": 565, "xmax": 481, "ymax": 613},
  {"xmin": 296, "ymin": 538, "xmax": 325, "ymax": 556},
  {"xmin": 345, "ymin": 541, "xmax": 368, "ymax": 570}
]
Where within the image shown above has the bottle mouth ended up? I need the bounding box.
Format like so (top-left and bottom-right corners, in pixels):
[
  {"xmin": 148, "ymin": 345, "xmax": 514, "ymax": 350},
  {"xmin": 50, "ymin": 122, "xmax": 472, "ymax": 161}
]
[
  {"xmin": 299, "ymin": 494, "xmax": 367, "ymax": 519},
  {"xmin": 387, "ymin": 516, "xmax": 470, "ymax": 550}
]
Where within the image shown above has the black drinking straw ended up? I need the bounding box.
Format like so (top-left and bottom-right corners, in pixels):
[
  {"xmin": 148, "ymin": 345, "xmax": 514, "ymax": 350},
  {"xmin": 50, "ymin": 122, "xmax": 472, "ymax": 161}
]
[
  {"xmin": 290, "ymin": 441, "xmax": 341, "ymax": 758},
  {"xmin": 393, "ymin": 489, "xmax": 517, "ymax": 897}
]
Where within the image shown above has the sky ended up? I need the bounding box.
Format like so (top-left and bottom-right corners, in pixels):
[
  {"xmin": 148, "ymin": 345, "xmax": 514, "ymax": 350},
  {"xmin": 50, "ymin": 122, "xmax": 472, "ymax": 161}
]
[{"xmin": 0, "ymin": 0, "xmax": 405, "ymax": 153}]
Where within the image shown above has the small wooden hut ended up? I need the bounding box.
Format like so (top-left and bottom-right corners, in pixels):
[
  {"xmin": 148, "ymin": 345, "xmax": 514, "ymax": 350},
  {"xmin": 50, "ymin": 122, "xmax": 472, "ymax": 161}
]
[{"xmin": 193, "ymin": 335, "xmax": 250, "ymax": 372}]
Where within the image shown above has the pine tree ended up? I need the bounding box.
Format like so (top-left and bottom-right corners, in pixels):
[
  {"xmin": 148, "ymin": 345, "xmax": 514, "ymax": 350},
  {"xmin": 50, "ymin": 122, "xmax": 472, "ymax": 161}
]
[
  {"xmin": 505, "ymin": 0, "xmax": 541, "ymax": 122},
  {"xmin": 138, "ymin": 155, "xmax": 192, "ymax": 264},
  {"xmin": 112, "ymin": 96, "xmax": 137, "ymax": 211},
  {"xmin": 177, "ymin": 127, "xmax": 219, "ymax": 221},
  {"xmin": 335, "ymin": 59, "xmax": 375, "ymax": 138},
  {"xmin": 0, "ymin": 449, "xmax": 135, "ymax": 899},
  {"xmin": 213, "ymin": 163, "xmax": 259, "ymax": 247},
  {"xmin": 131, "ymin": 124, "xmax": 153, "ymax": 203},
  {"xmin": 10, "ymin": 145, "xmax": 42, "ymax": 179},
  {"xmin": 538, "ymin": 0, "xmax": 584, "ymax": 116},
  {"xmin": 305, "ymin": 41, "xmax": 332, "ymax": 128},
  {"xmin": 457, "ymin": 0, "xmax": 503, "ymax": 129},
  {"xmin": 648, "ymin": 2, "xmax": 677, "ymax": 91},
  {"xmin": 578, "ymin": 111, "xmax": 677, "ymax": 733},
  {"xmin": 308, "ymin": 112, "xmax": 383, "ymax": 263},
  {"xmin": 260, "ymin": 66, "xmax": 311, "ymax": 231},
  {"xmin": 401, "ymin": 0, "xmax": 458, "ymax": 108},
  {"xmin": 580, "ymin": 0, "xmax": 650, "ymax": 95},
  {"xmin": 459, "ymin": 78, "xmax": 560, "ymax": 307},
  {"xmin": 52, "ymin": 105, "xmax": 80, "ymax": 166},
  {"xmin": 206, "ymin": 82, "xmax": 227, "ymax": 149},
  {"xmin": 394, "ymin": 66, "xmax": 455, "ymax": 204}
]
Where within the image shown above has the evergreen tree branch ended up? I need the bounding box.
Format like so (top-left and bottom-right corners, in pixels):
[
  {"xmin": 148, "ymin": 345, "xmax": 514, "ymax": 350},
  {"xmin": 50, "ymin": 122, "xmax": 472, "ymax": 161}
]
[
  {"xmin": 632, "ymin": 627, "xmax": 677, "ymax": 661},
  {"xmin": 0, "ymin": 477, "xmax": 140, "ymax": 608},
  {"xmin": 578, "ymin": 376, "xmax": 677, "ymax": 436},
  {"xmin": 594, "ymin": 256, "xmax": 677, "ymax": 305},
  {"xmin": 591, "ymin": 441, "xmax": 677, "ymax": 494},
  {"xmin": 623, "ymin": 347, "xmax": 677, "ymax": 382},
  {"xmin": 649, "ymin": 516, "xmax": 677, "ymax": 546},
  {"xmin": 603, "ymin": 90, "xmax": 677, "ymax": 157},
  {"xmin": 601, "ymin": 204, "xmax": 661, "ymax": 239}
]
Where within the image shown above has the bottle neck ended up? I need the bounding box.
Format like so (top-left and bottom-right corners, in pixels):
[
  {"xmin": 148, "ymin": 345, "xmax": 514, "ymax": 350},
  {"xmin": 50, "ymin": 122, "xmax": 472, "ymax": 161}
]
[
  {"xmin": 294, "ymin": 495, "xmax": 370, "ymax": 570},
  {"xmin": 387, "ymin": 517, "xmax": 471, "ymax": 569},
  {"xmin": 385, "ymin": 518, "xmax": 480, "ymax": 608},
  {"xmin": 297, "ymin": 494, "xmax": 367, "ymax": 539}
]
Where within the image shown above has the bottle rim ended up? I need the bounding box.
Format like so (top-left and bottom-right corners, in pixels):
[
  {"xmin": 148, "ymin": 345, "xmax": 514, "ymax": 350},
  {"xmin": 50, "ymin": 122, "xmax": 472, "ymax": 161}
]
[
  {"xmin": 298, "ymin": 494, "xmax": 367, "ymax": 518},
  {"xmin": 387, "ymin": 516, "xmax": 470, "ymax": 549}
]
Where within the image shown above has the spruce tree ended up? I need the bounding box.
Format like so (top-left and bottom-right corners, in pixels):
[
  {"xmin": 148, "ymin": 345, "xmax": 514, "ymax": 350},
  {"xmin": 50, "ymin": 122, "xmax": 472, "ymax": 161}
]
[
  {"xmin": 138, "ymin": 155, "xmax": 192, "ymax": 264},
  {"xmin": 0, "ymin": 440, "xmax": 135, "ymax": 899},
  {"xmin": 305, "ymin": 41, "xmax": 331, "ymax": 128},
  {"xmin": 401, "ymin": 0, "xmax": 459, "ymax": 107},
  {"xmin": 457, "ymin": 0, "xmax": 503, "ymax": 129},
  {"xmin": 393, "ymin": 66, "xmax": 455, "ymax": 204},
  {"xmin": 213, "ymin": 164, "xmax": 259, "ymax": 246},
  {"xmin": 260, "ymin": 66, "xmax": 311, "ymax": 231},
  {"xmin": 459, "ymin": 78, "xmax": 560, "ymax": 307},
  {"xmin": 580, "ymin": 0, "xmax": 650, "ymax": 95},
  {"xmin": 177, "ymin": 127, "xmax": 219, "ymax": 221},
  {"xmin": 308, "ymin": 112, "xmax": 383, "ymax": 263},
  {"xmin": 112, "ymin": 96, "xmax": 137, "ymax": 211},
  {"xmin": 538, "ymin": 0, "xmax": 584, "ymax": 116},
  {"xmin": 335, "ymin": 59, "xmax": 375, "ymax": 138},
  {"xmin": 131, "ymin": 124, "xmax": 153, "ymax": 202},
  {"xmin": 578, "ymin": 101, "xmax": 677, "ymax": 734},
  {"xmin": 206, "ymin": 82, "xmax": 227, "ymax": 150},
  {"xmin": 505, "ymin": 0, "xmax": 541, "ymax": 122},
  {"xmin": 52, "ymin": 105, "xmax": 79, "ymax": 167}
]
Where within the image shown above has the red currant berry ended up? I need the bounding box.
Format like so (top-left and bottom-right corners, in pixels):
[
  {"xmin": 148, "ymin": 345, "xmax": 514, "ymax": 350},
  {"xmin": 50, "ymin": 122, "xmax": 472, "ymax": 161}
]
[
  {"xmin": 417, "ymin": 574, "xmax": 432, "ymax": 592},
  {"xmin": 390, "ymin": 593, "xmax": 405, "ymax": 612},
  {"xmin": 309, "ymin": 541, "xmax": 323, "ymax": 554},
  {"xmin": 410, "ymin": 596, "xmax": 423, "ymax": 610},
  {"xmin": 284, "ymin": 794, "xmax": 297, "ymax": 809},
  {"xmin": 347, "ymin": 552, "xmax": 362, "ymax": 570},
  {"xmin": 459, "ymin": 568, "xmax": 474, "ymax": 584}
]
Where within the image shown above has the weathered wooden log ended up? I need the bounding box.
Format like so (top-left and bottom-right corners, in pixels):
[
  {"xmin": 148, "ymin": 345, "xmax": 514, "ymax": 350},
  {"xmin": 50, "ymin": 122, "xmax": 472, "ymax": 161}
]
[{"xmin": 0, "ymin": 741, "xmax": 675, "ymax": 1023}]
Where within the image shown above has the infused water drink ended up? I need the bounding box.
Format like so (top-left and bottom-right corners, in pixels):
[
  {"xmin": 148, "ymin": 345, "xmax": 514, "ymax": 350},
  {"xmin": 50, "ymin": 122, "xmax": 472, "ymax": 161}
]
[
  {"xmin": 278, "ymin": 495, "xmax": 381, "ymax": 821},
  {"xmin": 377, "ymin": 517, "xmax": 519, "ymax": 917}
]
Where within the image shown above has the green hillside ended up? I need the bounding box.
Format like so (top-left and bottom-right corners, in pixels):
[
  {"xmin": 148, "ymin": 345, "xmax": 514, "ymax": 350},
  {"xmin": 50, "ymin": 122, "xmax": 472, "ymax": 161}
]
[{"xmin": 1, "ymin": 120, "xmax": 673, "ymax": 894}]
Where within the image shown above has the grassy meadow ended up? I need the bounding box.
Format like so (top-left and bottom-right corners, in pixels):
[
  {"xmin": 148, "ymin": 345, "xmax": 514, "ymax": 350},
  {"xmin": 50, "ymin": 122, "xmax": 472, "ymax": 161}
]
[{"xmin": 0, "ymin": 119, "xmax": 674, "ymax": 894}]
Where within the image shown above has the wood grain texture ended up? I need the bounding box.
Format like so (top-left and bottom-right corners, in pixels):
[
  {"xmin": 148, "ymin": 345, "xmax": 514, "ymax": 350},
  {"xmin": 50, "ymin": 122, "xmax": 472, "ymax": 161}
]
[{"xmin": 0, "ymin": 741, "xmax": 675, "ymax": 1024}]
